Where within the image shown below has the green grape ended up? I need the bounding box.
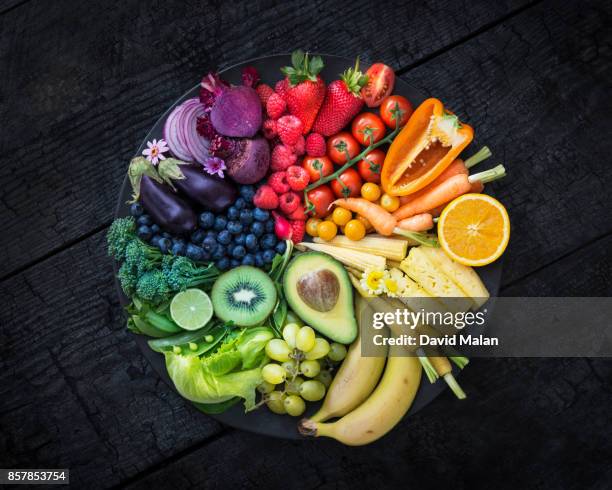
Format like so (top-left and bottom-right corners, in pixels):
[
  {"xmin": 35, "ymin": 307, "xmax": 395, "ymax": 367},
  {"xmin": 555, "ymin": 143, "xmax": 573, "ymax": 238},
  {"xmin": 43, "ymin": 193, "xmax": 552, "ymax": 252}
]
[
  {"xmin": 284, "ymin": 310, "xmax": 304, "ymax": 327},
  {"xmin": 300, "ymin": 359, "xmax": 321, "ymax": 378},
  {"xmin": 296, "ymin": 326, "xmax": 316, "ymax": 352},
  {"xmin": 284, "ymin": 395, "xmax": 306, "ymax": 417},
  {"xmin": 282, "ymin": 323, "xmax": 300, "ymax": 349},
  {"xmin": 257, "ymin": 381, "xmax": 275, "ymax": 394},
  {"xmin": 266, "ymin": 391, "xmax": 286, "ymax": 414},
  {"xmin": 285, "ymin": 376, "xmax": 304, "ymax": 396},
  {"xmin": 315, "ymin": 370, "xmax": 333, "ymax": 388},
  {"xmin": 300, "ymin": 379, "xmax": 326, "ymax": 402},
  {"xmin": 281, "ymin": 360, "xmax": 298, "ymax": 377},
  {"xmin": 265, "ymin": 339, "xmax": 292, "ymax": 362},
  {"xmin": 304, "ymin": 337, "xmax": 330, "ymax": 360},
  {"xmin": 262, "ymin": 363, "xmax": 286, "ymax": 385},
  {"xmin": 328, "ymin": 342, "xmax": 348, "ymax": 362}
]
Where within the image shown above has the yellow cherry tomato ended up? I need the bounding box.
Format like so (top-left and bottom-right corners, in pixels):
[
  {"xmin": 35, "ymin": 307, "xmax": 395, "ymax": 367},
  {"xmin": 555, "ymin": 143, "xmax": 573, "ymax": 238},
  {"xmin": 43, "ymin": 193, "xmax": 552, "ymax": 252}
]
[
  {"xmin": 360, "ymin": 182, "xmax": 381, "ymax": 202},
  {"xmin": 380, "ymin": 193, "xmax": 400, "ymax": 212},
  {"xmin": 331, "ymin": 207, "xmax": 352, "ymax": 226},
  {"xmin": 306, "ymin": 218, "xmax": 321, "ymax": 237},
  {"xmin": 317, "ymin": 221, "xmax": 338, "ymax": 241},
  {"xmin": 344, "ymin": 219, "xmax": 366, "ymax": 240},
  {"xmin": 356, "ymin": 215, "xmax": 373, "ymax": 232}
]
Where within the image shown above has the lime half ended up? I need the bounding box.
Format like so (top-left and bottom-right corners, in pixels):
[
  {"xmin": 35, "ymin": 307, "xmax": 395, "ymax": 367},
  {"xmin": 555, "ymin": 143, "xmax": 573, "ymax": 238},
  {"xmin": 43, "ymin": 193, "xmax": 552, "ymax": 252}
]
[{"xmin": 170, "ymin": 289, "xmax": 213, "ymax": 331}]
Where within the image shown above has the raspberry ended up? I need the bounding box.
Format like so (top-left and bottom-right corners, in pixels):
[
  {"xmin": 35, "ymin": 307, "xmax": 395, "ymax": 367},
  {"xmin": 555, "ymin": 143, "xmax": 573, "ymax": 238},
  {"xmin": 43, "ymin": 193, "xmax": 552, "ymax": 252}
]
[
  {"xmin": 256, "ymin": 83, "xmax": 274, "ymax": 107},
  {"xmin": 277, "ymin": 115, "xmax": 303, "ymax": 146},
  {"xmin": 262, "ymin": 119, "xmax": 277, "ymax": 140},
  {"xmin": 266, "ymin": 93, "xmax": 286, "ymax": 120},
  {"xmin": 305, "ymin": 133, "xmax": 326, "ymax": 157},
  {"xmin": 252, "ymin": 185, "xmax": 279, "ymax": 210},
  {"xmin": 279, "ymin": 191, "xmax": 300, "ymax": 215},
  {"xmin": 287, "ymin": 205, "xmax": 307, "ymax": 221},
  {"xmin": 286, "ymin": 165, "xmax": 309, "ymax": 191},
  {"xmin": 270, "ymin": 144, "xmax": 297, "ymax": 171},
  {"xmin": 290, "ymin": 220, "xmax": 306, "ymax": 244},
  {"xmin": 268, "ymin": 171, "xmax": 290, "ymax": 194},
  {"xmin": 291, "ymin": 135, "xmax": 306, "ymax": 156},
  {"xmin": 275, "ymin": 79, "xmax": 289, "ymax": 99}
]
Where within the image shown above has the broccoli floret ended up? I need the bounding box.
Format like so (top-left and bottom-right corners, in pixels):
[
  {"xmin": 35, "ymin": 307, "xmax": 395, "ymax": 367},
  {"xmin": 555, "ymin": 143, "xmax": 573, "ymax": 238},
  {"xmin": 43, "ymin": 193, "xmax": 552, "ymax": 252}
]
[
  {"xmin": 124, "ymin": 239, "xmax": 163, "ymax": 274},
  {"xmin": 107, "ymin": 217, "xmax": 136, "ymax": 260},
  {"xmin": 136, "ymin": 270, "xmax": 170, "ymax": 304},
  {"xmin": 117, "ymin": 261, "xmax": 138, "ymax": 297},
  {"xmin": 164, "ymin": 255, "xmax": 218, "ymax": 291}
]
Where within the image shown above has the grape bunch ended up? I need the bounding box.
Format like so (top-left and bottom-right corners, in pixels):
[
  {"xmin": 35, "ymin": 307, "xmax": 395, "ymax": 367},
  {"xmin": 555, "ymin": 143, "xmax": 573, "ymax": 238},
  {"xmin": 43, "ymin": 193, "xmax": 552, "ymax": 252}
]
[{"xmin": 259, "ymin": 324, "xmax": 348, "ymax": 417}]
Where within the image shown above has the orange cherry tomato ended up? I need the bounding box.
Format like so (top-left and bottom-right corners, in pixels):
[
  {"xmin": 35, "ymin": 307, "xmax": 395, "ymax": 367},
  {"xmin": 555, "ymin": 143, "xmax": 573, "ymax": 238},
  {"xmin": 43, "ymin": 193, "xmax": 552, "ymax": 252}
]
[
  {"xmin": 351, "ymin": 113, "xmax": 386, "ymax": 146},
  {"xmin": 330, "ymin": 168, "xmax": 362, "ymax": 198},
  {"xmin": 302, "ymin": 156, "xmax": 334, "ymax": 183},
  {"xmin": 360, "ymin": 63, "xmax": 395, "ymax": 108},
  {"xmin": 380, "ymin": 95, "xmax": 413, "ymax": 128},
  {"xmin": 357, "ymin": 148, "xmax": 385, "ymax": 183},
  {"xmin": 307, "ymin": 185, "xmax": 335, "ymax": 218},
  {"xmin": 327, "ymin": 132, "xmax": 360, "ymax": 164}
]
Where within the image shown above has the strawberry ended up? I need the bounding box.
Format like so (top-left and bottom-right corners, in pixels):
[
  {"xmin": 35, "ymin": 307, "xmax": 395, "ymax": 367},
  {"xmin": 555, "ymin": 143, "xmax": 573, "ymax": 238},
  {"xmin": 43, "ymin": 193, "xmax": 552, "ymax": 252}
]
[
  {"xmin": 281, "ymin": 50, "xmax": 326, "ymax": 134},
  {"xmin": 290, "ymin": 220, "xmax": 306, "ymax": 244},
  {"xmin": 270, "ymin": 144, "xmax": 297, "ymax": 171},
  {"xmin": 256, "ymin": 83, "xmax": 275, "ymax": 107},
  {"xmin": 253, "ymin": 185, "xmax": 279, "ymax": 209},
  {"xmin": 268, "ymin": 171, "xmax": 290, "ymax": 194},
  {"xmin": 287, "ymin": 205, "xmax": 307, "ymax": 221},
  {"xmin": 312, "ymin": 58, "xmax": 368, "ymax": 136},
  {"xmin": 305, "ymin": 133, "xmax": 326, "ymax": 157},
  {"xmin": 266, "ymin": 93, "xmax": 286, "ymax": 120},
  {"xmin": 286, "ymin": 165, "xmax": 309, "ymax": 191},
  {"xmin": 279, "ymin": 191, "xmax": 300, "ymax": 215},
  {"xmin": 262, "ymin": 119, "xmax": 277, "ymax": 139},
  {"xmin": 276, "ymin": 115, "xmax": 303, "ymax": 146}
]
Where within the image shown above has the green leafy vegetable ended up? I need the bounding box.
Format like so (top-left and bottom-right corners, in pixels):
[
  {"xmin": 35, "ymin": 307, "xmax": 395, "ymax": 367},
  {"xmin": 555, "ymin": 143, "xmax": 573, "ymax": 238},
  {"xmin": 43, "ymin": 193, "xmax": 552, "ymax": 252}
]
[{"xmin": 193, "ymin": 398, "xmax": 240, "ymax": 415}]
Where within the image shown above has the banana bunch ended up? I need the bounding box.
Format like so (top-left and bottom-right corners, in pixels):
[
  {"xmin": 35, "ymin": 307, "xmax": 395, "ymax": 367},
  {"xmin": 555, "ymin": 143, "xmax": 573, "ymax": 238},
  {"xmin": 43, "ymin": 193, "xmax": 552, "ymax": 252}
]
[{"xmin": 299, "ymin": 296, "xmax": 422, "ymax": 446}]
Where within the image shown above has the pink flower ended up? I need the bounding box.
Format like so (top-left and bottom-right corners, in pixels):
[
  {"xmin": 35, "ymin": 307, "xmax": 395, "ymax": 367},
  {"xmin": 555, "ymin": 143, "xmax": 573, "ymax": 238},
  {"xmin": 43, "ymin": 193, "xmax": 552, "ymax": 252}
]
[
  {"xmin": 203, "ymin": 156, "xmax": 226, "ymax": 178},
  {"xmin": 142, "ymin": 138, "xmax": 169, "ymax": 165}
]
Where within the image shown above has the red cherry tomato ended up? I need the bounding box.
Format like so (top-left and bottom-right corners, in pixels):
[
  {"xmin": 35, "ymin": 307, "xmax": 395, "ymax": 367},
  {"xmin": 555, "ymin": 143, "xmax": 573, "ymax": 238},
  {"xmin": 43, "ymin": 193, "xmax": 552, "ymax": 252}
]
[
  {"xmin": 307, "ymin": 185, "xmax": 335, "ymax": 218},
  {"xmin": 360, "ymin": 63, "xmax": 395, "ymax": 108},
  {"xmin": 379, "ymin": 95, "xmax": 413, "ymax": 128},
  {"xmin": 330, "ymin": 168, "xmax": 363, "ymax": 198},
  {"xmin": 351, "ymin": 113, "xmax": 386, "ymax": 146},
  {"xmin": 302, "ymin": 156, "xmax": 334, "ymax": 183},
  {"xmin": 357, "ymin": 148, "xmax": 385, "ymax": 183},
  {"xmin": 327, "ymin": 132, "xmax": 361, "ymax": 164}
]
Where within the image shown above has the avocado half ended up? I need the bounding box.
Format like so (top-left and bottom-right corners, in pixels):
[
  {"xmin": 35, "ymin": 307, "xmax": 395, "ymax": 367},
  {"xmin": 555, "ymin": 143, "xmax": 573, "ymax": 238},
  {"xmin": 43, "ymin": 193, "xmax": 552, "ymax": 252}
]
[{"xmin": 283, "ymin": 252, "xmax": 357, "ymax": 344}]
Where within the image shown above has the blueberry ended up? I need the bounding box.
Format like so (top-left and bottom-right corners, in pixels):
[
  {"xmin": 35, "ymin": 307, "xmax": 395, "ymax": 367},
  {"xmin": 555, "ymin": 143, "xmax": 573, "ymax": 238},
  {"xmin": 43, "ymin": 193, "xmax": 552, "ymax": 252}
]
[
  {"xmin": 233, "ymin": 234, "xmax": 246, "ymax": 246},
  {"xmin": 130, "ymin": 202, "xmax": 144, "ymax": 217},
  {"xmin": 265, "ymin": 220, "xmax": 275, "ymax": 233},
  {"xmin": 212, "ymin": 245, "xmax": 226, "ymax": 260},
  {"xmin": 137, "ymin": 225, "xmax": 152, "ymax": 241},
  {"xmin": 230, "ymin": 259, "xmax": 241, "ymax": 268},
  {"xmin": 255, "ymin": 253, "xmax": 265, "ymax": 268},
  {"xmin": 227, "ymin": 221, "xmax": 243, "ymax": 235},
  {"xmin": 156, "ymin": 237, "xmax": 170, "ymax": 254},
  {"xmin": 150, "ymin": 235, "xmax": 162, "ymax": 247},
  {"xmin": 150, "ymin": 223, "xmax": 160, "ymax": 234},
  {"xmin": 162, "ymin": 231, "xmax": 172, "ymax": 239},
  {"xmin": 137, "ymin": 215, "xmax": 152, "ymax": 226},
  {"xmin": 206, "ymin": 230, "xmax": 217, "ymax": 239},
  {"xmin": 239, "ymin": 209, "xmax": 253, "ymax": 225},
  {"xmin": 232, "ymin": 245, "xmax": 247, "ymax": 259},
  {"xmin": 263, "ymin": 249, "xmax": 276, "ymax": 264},
  {"xmin": 227, "ymin": 206, "xmax": 240, "ymax": 220},
  {"xmin": 186, "ymin": 244, "xmax": 204, "ymax": 261},
  {"xmin": 191, "ymin": 229, "xmax": 206, "ymax": 244},
  {"xmin": 216, "ymin": 257, "xmax": 230, "ymax": 271},
  {"xmin": 275, "ymin": 241, "xmax": 287, "ymax": 254},
  {"xmin": 171, "ymin": 242, "xmax": 185, "ymax": 256},
  {"xmin": 241, "ymin": 254, "xmax": 255, "ymax": 266},
  {"xmin": 200, "ymin": 248, "xmax": 212, "ymax": 262},
  {"xmin": 202, "ymin": 236, "xmax": 217, "ymax": 251},
  {"xmin": 250, "ymin": 221, "xmax": 265, "ymax": 237},
  {"xmin": 214, "ymin": 216, "xmax": 228, "ymax": 231},
  {"xmin": 239, "ymin": 185, "xmax": 256, "ymax": 203},
  {"xmin": 198, "ymin": 211, "xmax": 216, "ymax": 229},
  {"xmin": 245, "ymin": 234, "xmax": 258, "ymax": 250},
  {"xmin": 234, "ymin": 197, "xmax": 247, "ymax": 210},
  {"xmin": 261, "ymin": 233, "xmax": 277, "ymax": 250},
  {"xmin": 253, "ymin": 208, "xmax": 269, "ymax": 222},
  {"xmin": 217, "ymin": 230, "xmax": 232, "ymax": 245}
]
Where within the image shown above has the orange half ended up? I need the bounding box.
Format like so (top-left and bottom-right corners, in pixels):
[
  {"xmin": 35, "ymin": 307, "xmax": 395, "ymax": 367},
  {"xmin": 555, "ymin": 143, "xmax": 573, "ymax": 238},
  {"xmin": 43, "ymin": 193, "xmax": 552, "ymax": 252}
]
[{"xmin": 438, "ymin": 193, "xmax": 510, "ymax": 267}]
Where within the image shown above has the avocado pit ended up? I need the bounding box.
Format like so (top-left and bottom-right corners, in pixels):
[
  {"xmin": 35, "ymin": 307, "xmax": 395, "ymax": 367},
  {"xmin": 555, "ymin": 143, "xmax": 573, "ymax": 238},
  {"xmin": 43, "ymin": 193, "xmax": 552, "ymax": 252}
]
[{"xmin": 296, "ymin": 269, "xmax": 340, "ymax": 312}]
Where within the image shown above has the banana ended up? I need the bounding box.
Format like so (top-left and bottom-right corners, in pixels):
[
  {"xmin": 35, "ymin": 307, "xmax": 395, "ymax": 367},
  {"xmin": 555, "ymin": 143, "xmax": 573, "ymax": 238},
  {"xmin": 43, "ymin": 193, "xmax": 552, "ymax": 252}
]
[
  {"xmin": 309, "ymin": 296, "xmax": 387, "ymax": 422},
  {"xmin": 299, "ymin": 345, "xmax": 422, "ymax": 446}
]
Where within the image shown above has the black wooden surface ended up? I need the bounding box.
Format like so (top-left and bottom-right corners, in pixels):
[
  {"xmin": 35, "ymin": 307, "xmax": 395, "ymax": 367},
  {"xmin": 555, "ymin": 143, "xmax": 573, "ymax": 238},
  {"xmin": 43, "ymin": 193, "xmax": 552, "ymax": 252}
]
[{"xmin": 1, "ymin": 0, "xmax": 611, "ymax": 488}]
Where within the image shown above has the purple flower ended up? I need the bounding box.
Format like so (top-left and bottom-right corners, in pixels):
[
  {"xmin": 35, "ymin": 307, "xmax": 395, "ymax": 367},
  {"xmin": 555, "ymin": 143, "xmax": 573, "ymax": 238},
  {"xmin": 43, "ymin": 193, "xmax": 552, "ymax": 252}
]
[
  {"xmin": 142, "ymin": 138, "xmax": 169, "ymax": 165},
  {"xmin": 203, "ymin": 156, "xmax": 226, "ymax": 178}
]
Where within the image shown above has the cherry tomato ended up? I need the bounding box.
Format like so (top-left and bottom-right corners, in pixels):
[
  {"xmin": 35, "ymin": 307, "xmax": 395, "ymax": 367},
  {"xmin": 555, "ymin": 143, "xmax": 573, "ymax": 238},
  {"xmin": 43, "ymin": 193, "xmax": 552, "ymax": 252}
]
[
  {"xmin": 307, "ymin": 185, "xmax": 335, "ymax": 218},
  {"xmin": 351, "ymin": 113, "xmax": 386, "ymax": 146},
  {"xmin": 380, "ymin": 95, "xmax": 413, "ymax": 128},
  {"xmin": 360, "ymin": 63, "xmax": 395, "ymax": 108},
  {"xmin": 357, "ymin": 148, "xmax": 385, "ymax": 183},
  {"xmin": 380, "ymin": 193, "xmax": 400, "ymax": 212},
  {"xmin": 327, "ymin": 132, "xmax": 360, "ymax": 164},
  {"xmin": 344, "ymin": 219, "xmax": 366, "ymax": 241},
  {"xmin": 317, "ymin": 221, "xmax": 338, "ymax": 241},
  {"xmin": 356, "ymin": 214, "xmax": 373, "ymax": 232},
  {"xmin": 302, "ymin": 156, "xmax": 333, "ymax": 183},
  {"xmin": 331, "ymin": 207, "xmax": 352, "ymax": 226},
  {"xmin": 361, "ymin": 182, "xmax": 381, "ymax": 201},
  {"xmin": 306, "ymin": 218, "xmax": 321, "ymax": 237},
  {"xmin": 330, "ymin": 168, "xmax": 362, "ymax": 198}
]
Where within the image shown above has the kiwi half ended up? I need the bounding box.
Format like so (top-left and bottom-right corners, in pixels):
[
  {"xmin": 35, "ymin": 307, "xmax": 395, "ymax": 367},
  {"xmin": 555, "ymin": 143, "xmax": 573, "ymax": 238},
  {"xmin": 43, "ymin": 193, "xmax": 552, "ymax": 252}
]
[{"xmin": 211, "ymin": 266, "xmax": 277, "ymax": 327}]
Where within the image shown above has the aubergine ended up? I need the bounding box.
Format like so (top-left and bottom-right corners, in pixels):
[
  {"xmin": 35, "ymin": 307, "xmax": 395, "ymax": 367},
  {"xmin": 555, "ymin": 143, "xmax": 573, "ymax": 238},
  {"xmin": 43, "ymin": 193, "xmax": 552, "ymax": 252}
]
[
  {"xmin": 140, "ymin": 175, "xmax": 197, "ymax": 235},
  {"xmin": 170, "ymin": 164, "xmax": 237, "ymax": 213}
]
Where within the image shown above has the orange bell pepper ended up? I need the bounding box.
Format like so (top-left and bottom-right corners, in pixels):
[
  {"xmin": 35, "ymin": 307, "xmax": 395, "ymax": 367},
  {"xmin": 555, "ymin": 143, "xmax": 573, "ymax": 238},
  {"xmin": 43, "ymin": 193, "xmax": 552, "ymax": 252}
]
[{"xmin": 381, "ymin": 98, "xmax": 474, "ymax": 196}]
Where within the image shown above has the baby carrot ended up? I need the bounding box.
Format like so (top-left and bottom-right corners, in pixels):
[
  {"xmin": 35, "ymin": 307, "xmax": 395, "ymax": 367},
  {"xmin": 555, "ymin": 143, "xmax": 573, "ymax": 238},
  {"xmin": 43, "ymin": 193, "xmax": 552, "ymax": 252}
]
[
  {"xmin": 331, "ymin": 198, "xmax": 397, "ymax": 235},
  {"xmin": 397, "ymin": 213, "xmax": 434, "ymax": 231}
]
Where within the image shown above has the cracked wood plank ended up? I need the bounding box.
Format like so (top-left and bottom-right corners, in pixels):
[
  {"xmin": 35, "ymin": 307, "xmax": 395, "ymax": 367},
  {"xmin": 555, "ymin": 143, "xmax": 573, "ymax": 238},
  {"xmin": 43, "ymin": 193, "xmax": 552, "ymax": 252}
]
[{"xmin": 0, "ymin": 0, "xmax": 530, "ymax": 276}]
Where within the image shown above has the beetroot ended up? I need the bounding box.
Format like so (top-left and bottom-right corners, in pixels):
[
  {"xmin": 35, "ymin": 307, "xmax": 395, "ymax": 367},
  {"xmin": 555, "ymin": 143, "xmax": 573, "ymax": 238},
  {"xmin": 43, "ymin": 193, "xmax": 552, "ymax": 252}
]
[
  {"xmin": 210, "ymin": 86, "xmax": 262, "ymax": 138},
  {"xmin": 225, "ymin": 137, "xmax": 270, "ymax": 184}
]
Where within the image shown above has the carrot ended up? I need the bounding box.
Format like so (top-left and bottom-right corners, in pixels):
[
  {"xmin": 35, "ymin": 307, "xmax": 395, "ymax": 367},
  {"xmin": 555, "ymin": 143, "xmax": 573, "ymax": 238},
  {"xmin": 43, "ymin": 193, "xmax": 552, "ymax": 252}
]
[
  {"xmin": 430, "ymin": 204, "xmax": 445, "ymax": 218},
  {"xmin": 397, "ymin": 213, "xmax": 434, "ymax": 231},
  {"xmin": 332, "ymin": 198, "xmax": 397, "ymax": 235},
  {"xmin": 393, "ymin": 165, "xmax": 506, "ymax": 220}
]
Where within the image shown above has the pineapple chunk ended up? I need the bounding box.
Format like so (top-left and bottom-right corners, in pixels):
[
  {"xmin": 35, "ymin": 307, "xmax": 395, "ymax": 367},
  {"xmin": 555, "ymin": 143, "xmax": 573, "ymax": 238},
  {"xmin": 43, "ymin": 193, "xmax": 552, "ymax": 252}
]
[
  {"xmin": 298, "ymin": 242, "xmax": 385, "ymax": 271},
  {"xmin": 420, "ymin": 247, "xmax": 489, "ymax": 309},
  {"xmin": 313, "ymin": 234, "xmax": 408, "ymax": 262}
]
